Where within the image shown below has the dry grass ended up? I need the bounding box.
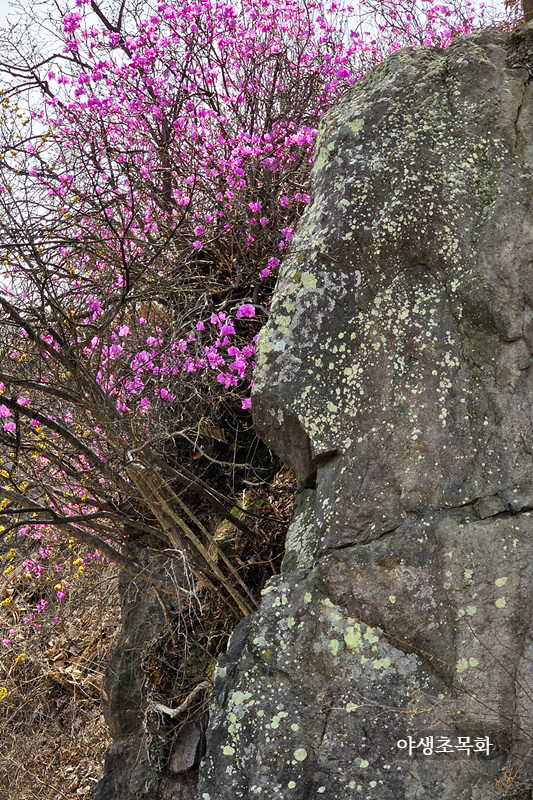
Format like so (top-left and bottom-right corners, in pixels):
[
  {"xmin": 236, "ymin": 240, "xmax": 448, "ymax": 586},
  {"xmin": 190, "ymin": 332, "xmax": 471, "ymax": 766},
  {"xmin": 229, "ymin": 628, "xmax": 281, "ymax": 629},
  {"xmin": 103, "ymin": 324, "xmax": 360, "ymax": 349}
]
[{"xmin": 0, "ymin": 542, "xmax": 120, "ymax": 800}]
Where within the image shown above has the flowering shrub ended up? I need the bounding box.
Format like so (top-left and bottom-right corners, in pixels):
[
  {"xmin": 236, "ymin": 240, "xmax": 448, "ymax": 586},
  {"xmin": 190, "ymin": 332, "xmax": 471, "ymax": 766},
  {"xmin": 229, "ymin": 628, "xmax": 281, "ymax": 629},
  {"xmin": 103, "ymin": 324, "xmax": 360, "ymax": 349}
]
[{"xmin": 0, "ymin": 0, "xmax": 517, "ymax": 652}]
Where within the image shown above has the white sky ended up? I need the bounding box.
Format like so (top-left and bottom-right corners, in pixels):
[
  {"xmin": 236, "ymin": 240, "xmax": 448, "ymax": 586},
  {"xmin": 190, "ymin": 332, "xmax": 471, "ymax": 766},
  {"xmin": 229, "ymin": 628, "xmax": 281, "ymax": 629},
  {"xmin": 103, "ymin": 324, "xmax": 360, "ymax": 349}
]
[
  {"xmin": 0, "ymin": 0, "xmax": 22, "ymax": 26},
  {"xmin": 0, "ymin": 0, "xmax": 16, "ymax": 26},
  {"xmin": 0, "ymin": 0, "xmax": 514, "ymax": 35}
]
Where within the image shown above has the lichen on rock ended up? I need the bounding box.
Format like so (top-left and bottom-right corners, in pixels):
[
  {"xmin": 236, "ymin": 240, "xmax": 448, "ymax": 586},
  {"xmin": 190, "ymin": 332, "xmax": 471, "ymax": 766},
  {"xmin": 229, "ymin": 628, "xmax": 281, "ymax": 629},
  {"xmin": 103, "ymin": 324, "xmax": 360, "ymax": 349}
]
[{"xmin": 200, "ymin": 25, "xmax": 533, "ymax": 800}]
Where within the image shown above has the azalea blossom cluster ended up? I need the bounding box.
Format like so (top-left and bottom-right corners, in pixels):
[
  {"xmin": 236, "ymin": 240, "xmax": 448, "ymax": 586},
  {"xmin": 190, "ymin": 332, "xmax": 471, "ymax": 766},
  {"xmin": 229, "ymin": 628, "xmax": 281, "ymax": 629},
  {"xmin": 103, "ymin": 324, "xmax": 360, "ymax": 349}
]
[
  {"xmin": 29, "ymin": 0, "xmax": 345, "ymax": 281},
  {"xmin": 67, "ymin": 299, "xmax": 261, "ymax": 413}
]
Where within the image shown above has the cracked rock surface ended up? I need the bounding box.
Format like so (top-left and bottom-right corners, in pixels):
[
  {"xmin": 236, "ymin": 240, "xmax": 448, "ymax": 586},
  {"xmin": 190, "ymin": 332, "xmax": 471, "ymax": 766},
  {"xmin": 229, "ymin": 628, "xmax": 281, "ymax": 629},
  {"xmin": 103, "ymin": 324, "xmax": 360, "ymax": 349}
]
[{"xmin": 199, "ymin": 25, "xmax": 533, "ymax": 800}]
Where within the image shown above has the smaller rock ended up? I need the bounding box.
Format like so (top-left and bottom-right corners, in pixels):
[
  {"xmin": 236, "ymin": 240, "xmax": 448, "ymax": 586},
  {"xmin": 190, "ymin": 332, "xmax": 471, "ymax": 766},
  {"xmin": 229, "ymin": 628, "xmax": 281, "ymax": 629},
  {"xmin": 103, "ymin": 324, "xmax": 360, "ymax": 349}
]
[{"xmin": 169, "ymin": 720, "xmax": 204, "ymax": 774}]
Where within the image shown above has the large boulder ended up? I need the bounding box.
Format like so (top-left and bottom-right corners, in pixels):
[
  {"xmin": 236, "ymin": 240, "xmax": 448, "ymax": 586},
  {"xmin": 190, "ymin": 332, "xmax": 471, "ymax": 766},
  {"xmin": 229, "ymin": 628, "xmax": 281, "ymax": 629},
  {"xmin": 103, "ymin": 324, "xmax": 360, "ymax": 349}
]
[{"xmin": 199, "ymin": 25, "xmax": 533, "ymax": 800}]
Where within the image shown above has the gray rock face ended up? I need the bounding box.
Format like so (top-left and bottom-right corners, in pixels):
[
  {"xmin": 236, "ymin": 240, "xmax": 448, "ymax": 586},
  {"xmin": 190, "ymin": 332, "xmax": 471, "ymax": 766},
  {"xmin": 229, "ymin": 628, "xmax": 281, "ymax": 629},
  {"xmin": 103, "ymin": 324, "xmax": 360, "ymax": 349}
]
[
  {"xmin": 94, "ymin": 544, "xmax": 202, "ymax": 800},
  {"xmin": 199, "ymin": 26, "xmax": 533, "ymax": 800}
]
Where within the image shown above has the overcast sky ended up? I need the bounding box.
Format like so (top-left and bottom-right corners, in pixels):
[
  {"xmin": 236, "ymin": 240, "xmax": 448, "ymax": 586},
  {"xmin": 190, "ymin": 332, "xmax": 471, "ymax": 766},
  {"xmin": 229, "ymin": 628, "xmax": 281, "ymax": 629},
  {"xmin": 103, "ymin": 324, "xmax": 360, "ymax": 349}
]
[
  {"xmin": 0, "ymin": 0, "xmax": 22, "ymax": 26},
  {"xmin": 0, "ymin": 0, "xmax": 16, "ymax": 26}
]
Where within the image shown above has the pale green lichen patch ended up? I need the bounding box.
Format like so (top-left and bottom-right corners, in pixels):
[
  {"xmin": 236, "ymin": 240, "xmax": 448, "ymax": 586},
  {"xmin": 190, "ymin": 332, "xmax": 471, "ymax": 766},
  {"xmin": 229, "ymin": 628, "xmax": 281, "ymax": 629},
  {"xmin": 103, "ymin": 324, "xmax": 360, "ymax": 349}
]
[
  {"xmin": 294, "ymin": 748, "xmax": 308, "ymax": 762},
  {"xmin": 269, "ymin": 711, "xmax": 289, "ymax": 730},
  {"xmin": 344, "ymin": 625, "xmax": 363, "ymax": 651},
  {"xmin": 231, "ymin": 690, "xmax": 253, "ymax": 706},
  {"xmin": 372, "ymin": 657, "xmax": 391, "ymax": 670}
]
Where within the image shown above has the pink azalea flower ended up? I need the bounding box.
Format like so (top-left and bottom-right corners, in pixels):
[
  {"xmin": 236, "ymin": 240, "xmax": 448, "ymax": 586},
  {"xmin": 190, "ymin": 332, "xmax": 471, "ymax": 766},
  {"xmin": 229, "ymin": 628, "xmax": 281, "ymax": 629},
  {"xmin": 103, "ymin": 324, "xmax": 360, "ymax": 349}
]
[{"xmin": 236, "ymin": 304, "xmax": 255, "ymax": 319}]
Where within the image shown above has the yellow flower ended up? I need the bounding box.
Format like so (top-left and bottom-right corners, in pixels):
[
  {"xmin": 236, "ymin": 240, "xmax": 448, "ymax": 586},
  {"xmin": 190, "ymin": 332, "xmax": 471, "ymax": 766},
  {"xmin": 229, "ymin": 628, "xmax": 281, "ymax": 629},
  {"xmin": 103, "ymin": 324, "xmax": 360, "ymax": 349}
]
[
  {"xmin": 15, "ymin": 653, "xmax": 24, "ymax": 662},
  {"xmin": 0, "ymin": 687, "xmax": 7, "ymax": 700}
]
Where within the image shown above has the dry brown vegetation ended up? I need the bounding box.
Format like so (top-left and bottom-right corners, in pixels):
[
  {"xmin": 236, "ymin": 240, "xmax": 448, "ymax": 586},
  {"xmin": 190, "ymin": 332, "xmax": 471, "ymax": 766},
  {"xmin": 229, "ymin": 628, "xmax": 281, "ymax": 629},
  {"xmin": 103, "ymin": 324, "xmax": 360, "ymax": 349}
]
[{"xmin": 0, "ymin": 544, "xmax": 120, "ymax": 800}]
